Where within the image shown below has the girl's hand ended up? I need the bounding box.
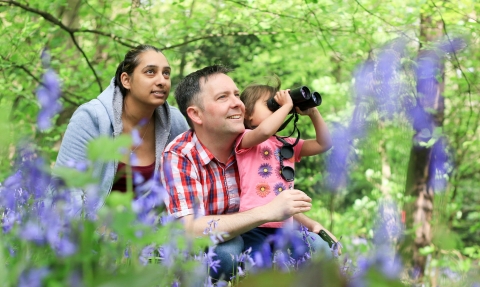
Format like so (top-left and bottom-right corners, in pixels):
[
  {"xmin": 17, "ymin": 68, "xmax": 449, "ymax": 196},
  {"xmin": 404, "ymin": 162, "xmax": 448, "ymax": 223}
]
[
  {"xmin": 295, "ymin": 107, "xmax": 318, "ymax": 116},
  {"xmin": 295, "ymin": 106, "xmax": 317, "ymax": 116},
  {"xmin": 274, "ymin": 89, "xmax": 293, "ymax": 108}
]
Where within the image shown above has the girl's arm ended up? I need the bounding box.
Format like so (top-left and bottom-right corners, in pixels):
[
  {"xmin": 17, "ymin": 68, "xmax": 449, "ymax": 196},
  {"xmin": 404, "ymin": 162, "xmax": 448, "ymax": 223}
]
[
  {"xmin": 240, "ymin": 90, "xmax": 294, "ymax": 149},
  {"xmin": 298, "ymin": 107, "xmax": 332, "ymax": 157}
]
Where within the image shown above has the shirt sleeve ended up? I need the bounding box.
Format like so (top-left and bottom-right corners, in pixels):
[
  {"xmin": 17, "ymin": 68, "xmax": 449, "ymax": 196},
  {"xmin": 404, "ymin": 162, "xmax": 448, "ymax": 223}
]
[
  {"xmin": 160, "ymin": 150, "xmax": 205, "ymax": 218},
  {"xmin": 291, "ymin": 138, "xmax": 305, "ymax": 162},
  {"xmin": 234, "ymin": 129, "xmax": 251, "ymax": 154}
]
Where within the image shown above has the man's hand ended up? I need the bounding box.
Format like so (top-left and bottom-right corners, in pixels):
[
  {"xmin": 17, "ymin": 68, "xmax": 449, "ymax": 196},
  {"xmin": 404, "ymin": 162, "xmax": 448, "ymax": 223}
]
[{"xmin": 262, "ymin": 189, "xmax": 312, "ymax": 222}]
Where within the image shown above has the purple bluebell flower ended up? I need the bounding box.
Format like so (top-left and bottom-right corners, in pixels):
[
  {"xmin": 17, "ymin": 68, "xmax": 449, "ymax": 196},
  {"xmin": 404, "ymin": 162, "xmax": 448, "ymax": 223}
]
[
  {"xmin": 373, "ymin": 40, "xmax": 406, "ymax": 119},
  {"xmin": 132, "ymin": 173, "xmax": 167, "ymax": 226},
  {"xmin": 325, "ymin": 123, "xmax": 352, "ymax": 191},
  {"xmin": 158, "ymin": 244, "xmax": 175, "ymax": 267},
  {"xmin": 428, "ymin": 138, "xmax": 451, "ymax": 192},
  {"xmin": 204, "ymin": 246, "xmax": 221, "ymax": 273},
  {"xmin": 19, "ymin": 221, "xmax": 45, "ymax": 245},
  {"xmin": 36, "ymin": 68, "xmax": 62, "ymax": 131},
  {"xmin": 331, "ymin": 240, "xmax": 343, "ymax": 258},
  {"xmin": 18, "ymin": 267, "xmax": 50, "ymax": 287},
  {"xmin": 438, "ymin": 37, "xmax": 466, "ymax": 54},
  {"xmin": 373, "ymin": 201, "xmax": 403, "ymax": 246},
  {"xmin": 53, "ymin": 237, "xmax": 77, "ymax": 257},
  {"xmin": 139, "ymin": 244, "xmax": 155, "ymax": 266}
]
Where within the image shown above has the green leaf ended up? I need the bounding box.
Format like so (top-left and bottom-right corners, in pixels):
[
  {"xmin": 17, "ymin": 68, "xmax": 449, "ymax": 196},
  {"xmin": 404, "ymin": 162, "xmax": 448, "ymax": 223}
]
[
  {"xmin": 52, "ymin": 167, "xmax": 98, "ymax": 188},
  {"xmin": 87, "ymin": 135, "xmax": 131, "ymax": 162}
]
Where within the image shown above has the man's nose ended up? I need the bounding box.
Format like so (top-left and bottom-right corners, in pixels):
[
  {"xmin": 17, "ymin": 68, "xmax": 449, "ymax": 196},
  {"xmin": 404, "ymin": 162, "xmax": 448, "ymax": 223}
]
[{"xmin": 231, "ymin": 94, "xmax": 245, "ymax": 109}]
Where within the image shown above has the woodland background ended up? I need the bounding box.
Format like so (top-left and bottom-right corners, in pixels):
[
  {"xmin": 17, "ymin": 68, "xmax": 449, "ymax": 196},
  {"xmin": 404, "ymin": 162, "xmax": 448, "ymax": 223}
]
[{"xmin": 0, "ymin": 0, "xmax": 479, "ymax": 285}]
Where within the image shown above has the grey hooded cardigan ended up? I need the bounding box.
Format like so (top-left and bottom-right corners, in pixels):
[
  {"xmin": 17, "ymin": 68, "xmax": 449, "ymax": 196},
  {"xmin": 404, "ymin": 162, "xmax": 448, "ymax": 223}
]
[{"xmin": 54, "ymin": 78, "xmax": 189, "ymax": 206}]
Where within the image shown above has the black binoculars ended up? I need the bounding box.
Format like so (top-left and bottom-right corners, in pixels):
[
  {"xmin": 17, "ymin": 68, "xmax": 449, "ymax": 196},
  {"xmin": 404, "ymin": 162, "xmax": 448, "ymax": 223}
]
[{"xmin": 266, "ymin": 86, "xmax": 322, "ymax": 112}]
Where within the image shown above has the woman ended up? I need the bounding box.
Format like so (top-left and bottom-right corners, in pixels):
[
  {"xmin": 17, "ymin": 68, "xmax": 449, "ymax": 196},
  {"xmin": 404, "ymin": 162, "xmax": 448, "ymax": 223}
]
[{"xmin": 54, "ymin": 44, "xmax": 188, "ymax": 206}]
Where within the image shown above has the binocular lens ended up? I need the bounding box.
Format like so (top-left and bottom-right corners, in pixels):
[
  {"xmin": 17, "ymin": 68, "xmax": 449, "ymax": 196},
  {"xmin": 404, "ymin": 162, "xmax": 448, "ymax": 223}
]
[
  {"xmin": 266, "ymin": 86, "xmax": 322, "ymax": 112},
  {"xmin": 311, "ymin": 91, "xmax": 322, "ymax": 105},
  {"xmin": 300, "ymin": 87, "xmax": 310, "ymax": 99}
]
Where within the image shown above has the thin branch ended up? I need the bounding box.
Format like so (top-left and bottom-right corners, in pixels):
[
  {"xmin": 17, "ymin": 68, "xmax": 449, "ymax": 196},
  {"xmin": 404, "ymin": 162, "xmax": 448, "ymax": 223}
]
[
  {"xmin": 226, "ymin": 0, "xmax": 305, "ymax": 21},
  {"xmin": 158, "ymin": 31, "xmax": 283, "ymax": 50},
  {"xmin": 431, "ymin": 0, "xmax": 477, "ymax": 131},
  {"xmin": 303, "ymin": 0, "xmax": 338, "ymax": 59},
  {"xmin": 443, "ymin": 0, "xmax": 480, "ymax": 24},
  {"xmin": 353, "ymin": 0, "xmax": 420, "ymax": 44},
  {"xmin": 0, "ymin": 0, "xmax": 105, "ymax": 92},
  {"xmin": 0, "ymin": 55, "xmax": 83, "ymax": 106}
]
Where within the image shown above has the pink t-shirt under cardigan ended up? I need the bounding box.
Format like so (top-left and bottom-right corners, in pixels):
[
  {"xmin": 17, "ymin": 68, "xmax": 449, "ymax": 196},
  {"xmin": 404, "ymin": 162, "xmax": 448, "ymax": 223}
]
[{"xmin": 235, "ymin": 130, "xmax": 304, "ymax": 228}]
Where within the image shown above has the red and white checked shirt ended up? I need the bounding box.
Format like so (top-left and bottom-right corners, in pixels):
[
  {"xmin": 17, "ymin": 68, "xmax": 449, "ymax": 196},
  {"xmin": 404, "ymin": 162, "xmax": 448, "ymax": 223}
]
[{"xmin": 160, "ymin": 130, "xmax": 241, "ymax": 218}]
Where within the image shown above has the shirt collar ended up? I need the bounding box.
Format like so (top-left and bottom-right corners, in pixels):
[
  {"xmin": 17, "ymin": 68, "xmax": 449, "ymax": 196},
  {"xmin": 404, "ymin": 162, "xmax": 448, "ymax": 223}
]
[{"xmin": 193, "ymin": 132, "xmax": 236, "ymax": 167}]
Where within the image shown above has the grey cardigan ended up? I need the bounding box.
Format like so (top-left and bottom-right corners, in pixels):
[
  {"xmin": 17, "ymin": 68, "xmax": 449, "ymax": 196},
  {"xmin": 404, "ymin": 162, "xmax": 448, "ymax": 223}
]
[{"xmin": 54, "ymin": 78, "xmax": 188, "ymax": 206}]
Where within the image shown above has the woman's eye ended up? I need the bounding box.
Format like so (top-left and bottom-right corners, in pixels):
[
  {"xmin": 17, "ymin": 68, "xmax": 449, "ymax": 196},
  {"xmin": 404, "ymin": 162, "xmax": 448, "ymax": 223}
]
[
  {"xmin": 163, "ymin": 71, "xmax": 171, "ymax": 77},
  {"xmin": 146, "ymin": 69, "xmax": 155, "ymax": 74}
]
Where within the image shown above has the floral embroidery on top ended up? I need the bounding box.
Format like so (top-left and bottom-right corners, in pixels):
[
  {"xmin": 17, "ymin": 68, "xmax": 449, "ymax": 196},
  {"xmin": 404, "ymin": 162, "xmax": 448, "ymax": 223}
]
[
  {"xmin": 255, "ymin": 183, "xmax": 271, "ymax": 197},
  {"xmin": 258, "ymin": 163, "xmax": 272, "ymax": 178},
  {"xmin": 274, "ymin": 148, "xmax": 281, "ymax": 161},
  {"xmin": 260, "ymin": 146, "xmax": 273, "ymax": 160},
  {"xmin": 273, "ymin": 182, "xmax": 287, "ymax": 195}
]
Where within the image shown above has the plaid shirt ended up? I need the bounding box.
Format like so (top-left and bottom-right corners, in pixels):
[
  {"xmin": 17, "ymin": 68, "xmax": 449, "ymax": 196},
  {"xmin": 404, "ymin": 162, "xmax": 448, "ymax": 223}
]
[{"xmin": 160, "ymin": 130, "xmax": 241, "ymax": 218}]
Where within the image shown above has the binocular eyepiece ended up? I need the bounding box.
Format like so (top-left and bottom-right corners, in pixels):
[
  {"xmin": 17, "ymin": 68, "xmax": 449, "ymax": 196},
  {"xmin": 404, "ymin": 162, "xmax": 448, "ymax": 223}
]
[{"xmin": 266, "ymin": 86, "xmax": 322, "ymax": 112}]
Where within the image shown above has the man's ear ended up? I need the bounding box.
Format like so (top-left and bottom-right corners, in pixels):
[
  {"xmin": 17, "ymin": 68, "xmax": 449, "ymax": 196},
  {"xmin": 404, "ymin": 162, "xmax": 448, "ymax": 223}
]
[
  {"xmin": 120, "ymin": 72, "xmax": 131, "ymax": 89},
  {"xmin": 187, "ymin": 106, "xmax": 203, "ymax": 126}
]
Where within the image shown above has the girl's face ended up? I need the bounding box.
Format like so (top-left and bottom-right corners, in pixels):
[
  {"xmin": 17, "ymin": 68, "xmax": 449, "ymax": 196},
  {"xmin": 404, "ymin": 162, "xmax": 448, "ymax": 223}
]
[
  {"xmin": 248, "ymin": 93, "xmax": 274, "ymax": 129},
  {"xmin": 122, "ymin": 50, "xmax": 171, "ymax": 108}
]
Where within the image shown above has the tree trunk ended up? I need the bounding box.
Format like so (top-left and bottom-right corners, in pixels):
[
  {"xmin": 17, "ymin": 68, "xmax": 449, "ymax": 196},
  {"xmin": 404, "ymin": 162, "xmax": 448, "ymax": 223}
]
[{"xmin": 405, "ymin": 11, "xmax": 445, "ymax": 279}]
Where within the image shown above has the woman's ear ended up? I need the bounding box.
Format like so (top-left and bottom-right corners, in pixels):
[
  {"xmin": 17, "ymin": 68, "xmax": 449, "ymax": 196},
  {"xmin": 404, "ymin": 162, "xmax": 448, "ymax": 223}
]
[
  {"xmin": 187, "ymin": 106, "xmax": 203, "ymax": 126},
  {"xmin": 120, "ymin": 72, "xmax": 131, "ymax": 90}
]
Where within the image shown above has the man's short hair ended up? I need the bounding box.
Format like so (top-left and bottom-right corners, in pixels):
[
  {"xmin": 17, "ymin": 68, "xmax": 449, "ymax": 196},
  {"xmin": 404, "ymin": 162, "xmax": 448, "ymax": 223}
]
[{"xmin": 175, "ymin": 65, "xmax": 232, "ymax": 128}]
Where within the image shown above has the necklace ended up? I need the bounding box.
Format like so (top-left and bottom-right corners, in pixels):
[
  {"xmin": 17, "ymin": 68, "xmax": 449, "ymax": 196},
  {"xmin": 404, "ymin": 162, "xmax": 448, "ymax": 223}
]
[{"xmin": 131, "ymin": 119, "xmax": 151, "ymax": 155}]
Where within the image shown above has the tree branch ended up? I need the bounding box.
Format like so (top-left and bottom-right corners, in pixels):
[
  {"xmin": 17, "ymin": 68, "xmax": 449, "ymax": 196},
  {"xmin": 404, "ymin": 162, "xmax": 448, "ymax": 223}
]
[
  {"xmin": 353, "ymin": 0, "xmax": 420, "ymax": 44},
  {"xmin": 0, "ymin": 0, "xmax": 106, "ymax": 92},
  {"xmin": 0, "ymin": 55, "xmax": 83, "ymax": 106}
]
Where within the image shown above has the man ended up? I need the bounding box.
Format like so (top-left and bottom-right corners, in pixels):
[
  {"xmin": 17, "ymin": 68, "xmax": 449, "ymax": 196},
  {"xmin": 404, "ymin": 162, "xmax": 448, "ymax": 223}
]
[{"xmin": 160, "ymin": 65, "xmax": 335, "ymax": 281}]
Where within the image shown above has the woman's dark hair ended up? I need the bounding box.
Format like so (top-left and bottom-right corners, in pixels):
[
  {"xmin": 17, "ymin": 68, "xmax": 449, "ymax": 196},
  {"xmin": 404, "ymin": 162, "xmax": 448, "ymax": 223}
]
[
  {"xmin": 240, "ymin": 75, "xmax": 281, "ymax": 129},
  {"xmin": 114, "ymin": 44, "xmax": 163, "ymax": 97}
]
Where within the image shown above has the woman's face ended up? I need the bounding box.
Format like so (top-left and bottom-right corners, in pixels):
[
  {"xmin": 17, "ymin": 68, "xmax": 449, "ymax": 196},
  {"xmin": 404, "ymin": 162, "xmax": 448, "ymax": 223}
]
[{"xmin": 122, "ymin": 50, "xmax": 171, "ymax": 108}]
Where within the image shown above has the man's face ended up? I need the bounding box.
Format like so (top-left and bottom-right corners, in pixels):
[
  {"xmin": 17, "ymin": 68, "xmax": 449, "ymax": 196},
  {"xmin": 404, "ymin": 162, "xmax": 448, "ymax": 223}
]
[{"xmin": 197, "ymin": 73, "xmax": 245, "ymax": 137}]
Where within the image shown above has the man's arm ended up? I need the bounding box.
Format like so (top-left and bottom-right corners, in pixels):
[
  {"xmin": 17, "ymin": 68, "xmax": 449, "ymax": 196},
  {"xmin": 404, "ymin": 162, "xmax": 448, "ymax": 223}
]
[{"xmin": 182, "ymin": 189, "xmax": 313, "ymax": 239}]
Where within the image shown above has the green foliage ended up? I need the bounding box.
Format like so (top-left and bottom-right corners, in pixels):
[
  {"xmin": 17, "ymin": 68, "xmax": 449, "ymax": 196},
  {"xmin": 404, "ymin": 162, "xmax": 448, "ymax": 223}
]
[{"xmin": 1, "ymin": 0, "xmax": 480, "ymax": 285}]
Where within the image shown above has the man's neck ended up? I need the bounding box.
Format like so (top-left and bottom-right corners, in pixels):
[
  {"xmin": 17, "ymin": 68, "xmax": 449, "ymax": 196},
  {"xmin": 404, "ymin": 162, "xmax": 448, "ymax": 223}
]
[{"xmin": 195, "ymin": 131, "xmax": 237, "ymax": 163}]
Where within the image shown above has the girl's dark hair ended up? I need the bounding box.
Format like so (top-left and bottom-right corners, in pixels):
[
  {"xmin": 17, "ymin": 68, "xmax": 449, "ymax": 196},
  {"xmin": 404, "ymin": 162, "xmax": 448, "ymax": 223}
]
[
  {"xmin": 114, "ymin": 44, "xmax": 163, "ymax": 97},
  {"xmin": 240, "ymin": 75, "xmax": 281, "ymax": 129}
]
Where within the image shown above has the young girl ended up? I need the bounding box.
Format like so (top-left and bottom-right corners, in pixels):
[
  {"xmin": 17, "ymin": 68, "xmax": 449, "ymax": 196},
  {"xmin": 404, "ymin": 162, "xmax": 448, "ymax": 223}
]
[{"xmin": 236, "ymin": 78, "xmax": 338, "ymax": 257}]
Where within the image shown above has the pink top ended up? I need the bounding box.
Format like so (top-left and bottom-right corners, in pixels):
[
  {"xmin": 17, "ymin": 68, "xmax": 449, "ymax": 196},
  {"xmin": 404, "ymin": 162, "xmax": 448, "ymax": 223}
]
[{"xmin": 235, "ymin": 130, "xmax": 304, "ymax": 228}]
